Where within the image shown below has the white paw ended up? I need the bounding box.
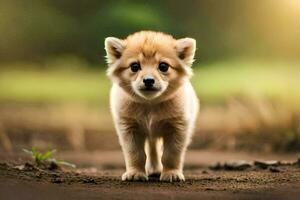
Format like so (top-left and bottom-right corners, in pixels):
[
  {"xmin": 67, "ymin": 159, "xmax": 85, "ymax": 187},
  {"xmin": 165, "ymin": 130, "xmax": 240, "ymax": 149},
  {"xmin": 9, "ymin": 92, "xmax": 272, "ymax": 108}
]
[
  {"xmin": 122, "ymin": 170, "xmax": 148, "ymax": 181},
  {"xmin": 146, "ymin": 165, "xmax": 162, "ymax": 177},
  {"xmin": 160, "ymin": 170, "xmax": 185, "ymax": 182}
]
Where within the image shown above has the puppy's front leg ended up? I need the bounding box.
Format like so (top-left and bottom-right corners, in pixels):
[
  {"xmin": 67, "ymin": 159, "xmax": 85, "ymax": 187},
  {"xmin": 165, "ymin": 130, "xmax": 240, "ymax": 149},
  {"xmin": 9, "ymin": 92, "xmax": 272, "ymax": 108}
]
[
  {"xmin": 117, "ymin": 119, "xmax": 148, "ymax": 181},
  {"xmin": 160, "ymin": 119, "xmax": 189, "ymax": 182}
]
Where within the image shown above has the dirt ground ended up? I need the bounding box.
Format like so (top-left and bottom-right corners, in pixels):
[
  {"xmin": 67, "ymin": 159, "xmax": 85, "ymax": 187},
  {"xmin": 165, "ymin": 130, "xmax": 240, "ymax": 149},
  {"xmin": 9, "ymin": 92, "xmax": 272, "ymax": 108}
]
[{"xmin": 0, "ymin": 151, "xmax": 300, "ymax": 200}]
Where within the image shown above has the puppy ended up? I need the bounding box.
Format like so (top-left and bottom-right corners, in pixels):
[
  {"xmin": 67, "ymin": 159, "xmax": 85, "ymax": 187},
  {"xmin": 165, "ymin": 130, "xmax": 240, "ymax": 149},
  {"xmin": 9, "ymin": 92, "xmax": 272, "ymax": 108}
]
[{"xmin": 104, "ymin": 31, "xmax": 199, "ymax": 182}]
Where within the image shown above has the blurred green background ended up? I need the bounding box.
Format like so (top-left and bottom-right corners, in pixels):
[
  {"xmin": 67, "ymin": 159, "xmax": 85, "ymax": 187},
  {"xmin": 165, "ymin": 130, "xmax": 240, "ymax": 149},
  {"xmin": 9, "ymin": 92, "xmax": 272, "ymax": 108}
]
[
  {"xmin": 0, "ymin": 0, "xmax": 300, "ymax": 106},
  {"xmin": 0, "ymin": 0, "xmax": 300, "ymax": 153}
]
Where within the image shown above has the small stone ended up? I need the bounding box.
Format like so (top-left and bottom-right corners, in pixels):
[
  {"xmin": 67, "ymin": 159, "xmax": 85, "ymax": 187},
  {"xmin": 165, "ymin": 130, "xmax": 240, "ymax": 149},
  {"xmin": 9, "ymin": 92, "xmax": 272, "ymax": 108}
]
[
  {"xmin": 210, "ymin": 161, "xmax": 252, "ymax": 171},
  {"xmin": 14, "ymin": 165, "xmax": 25, "ymax": 170},
  {"xmin": 269, "ymin": 167, "xmax": 280, "ymax": 173},
  {"xmin": 224, "ymin": 161, "xmax": 252, "ymax": 171},
  {"xmin": 254, "ymin": 161, "xmax": 279, "ymax": 169}
]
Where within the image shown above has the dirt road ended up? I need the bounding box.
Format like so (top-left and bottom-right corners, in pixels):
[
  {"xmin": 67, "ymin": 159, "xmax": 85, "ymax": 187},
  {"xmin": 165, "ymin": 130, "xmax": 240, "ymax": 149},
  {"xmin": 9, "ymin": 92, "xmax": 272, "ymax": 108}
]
[{"xmin": 0, "ymin": 151, "xmax": 299, "ymax": 200}]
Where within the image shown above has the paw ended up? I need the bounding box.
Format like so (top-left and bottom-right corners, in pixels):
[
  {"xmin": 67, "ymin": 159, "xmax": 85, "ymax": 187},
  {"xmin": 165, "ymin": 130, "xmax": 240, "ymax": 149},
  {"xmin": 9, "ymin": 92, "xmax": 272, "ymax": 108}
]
[
  {"xmin": 160, "ymin": 170, "xmax": 185, "ymax": 182},
  {"xmin": 148, "ymin": 172, "xmax": 161, "ymax": 178},
  {"xmin": 146, "ymin": 165, "xmax": 162, "ymax": 178},
  {"xmin": 122, "ymin": 170, "xmax": 148, "ymax": 181}
]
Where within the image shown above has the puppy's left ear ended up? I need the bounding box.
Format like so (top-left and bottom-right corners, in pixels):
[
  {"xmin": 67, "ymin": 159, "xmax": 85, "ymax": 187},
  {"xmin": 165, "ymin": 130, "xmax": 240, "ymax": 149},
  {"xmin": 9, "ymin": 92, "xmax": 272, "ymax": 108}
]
[
  {"xmin": 104, "ymin": 37, "xmax": 124, "ymax": 64},
  {"xmin": 176, "ymin": 38, "xmax": 196, "ymax": 66}
]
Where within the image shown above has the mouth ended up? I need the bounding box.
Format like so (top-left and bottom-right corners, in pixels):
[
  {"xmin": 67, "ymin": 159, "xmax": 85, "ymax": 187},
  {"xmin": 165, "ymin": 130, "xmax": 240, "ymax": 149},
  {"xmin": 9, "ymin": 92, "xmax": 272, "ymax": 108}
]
[
  {"xmin": 139, "ymin": 87, "xmax": 160, "ymax": 92},
  {"xmin": 134, "ymin": 85, "xmax": 165, "ymax": 99}
]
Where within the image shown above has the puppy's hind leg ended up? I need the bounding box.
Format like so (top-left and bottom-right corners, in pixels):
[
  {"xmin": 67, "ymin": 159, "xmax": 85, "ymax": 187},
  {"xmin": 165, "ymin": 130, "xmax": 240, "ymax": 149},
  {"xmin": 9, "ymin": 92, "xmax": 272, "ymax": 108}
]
[{"xmin": 145, "ymin": 138, "xmax": 163, "ymax": 177}]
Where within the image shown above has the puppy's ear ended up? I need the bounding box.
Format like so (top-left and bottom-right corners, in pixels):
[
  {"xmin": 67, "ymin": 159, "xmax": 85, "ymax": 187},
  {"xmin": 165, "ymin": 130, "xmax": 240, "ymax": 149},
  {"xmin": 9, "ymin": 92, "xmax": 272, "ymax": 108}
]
[
  {"xmin": 104, "ymin": 37, "xmax": 124, "ymax": 64},
  {"xmin": 176, "ymin": 38, "xmax": 196, "ymax": 66}
]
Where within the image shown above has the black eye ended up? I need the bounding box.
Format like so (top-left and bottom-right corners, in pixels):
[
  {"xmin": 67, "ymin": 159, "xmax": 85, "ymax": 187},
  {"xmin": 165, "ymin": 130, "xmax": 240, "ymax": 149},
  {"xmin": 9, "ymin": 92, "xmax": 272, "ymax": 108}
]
[
  {"xmin": 158, "ymin": 62, "xmax": 169, "ymax": 72},
  {"xmin": 130, "ymin": 62, "xmax": 141, "ymax": 72}
]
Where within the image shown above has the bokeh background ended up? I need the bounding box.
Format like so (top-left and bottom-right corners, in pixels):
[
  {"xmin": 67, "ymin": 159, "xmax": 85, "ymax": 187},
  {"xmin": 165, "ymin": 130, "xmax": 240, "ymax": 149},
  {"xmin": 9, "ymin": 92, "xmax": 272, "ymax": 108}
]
[{"xmin": 0, "ymin": 0, "xmax": 299, "ymax": 153}]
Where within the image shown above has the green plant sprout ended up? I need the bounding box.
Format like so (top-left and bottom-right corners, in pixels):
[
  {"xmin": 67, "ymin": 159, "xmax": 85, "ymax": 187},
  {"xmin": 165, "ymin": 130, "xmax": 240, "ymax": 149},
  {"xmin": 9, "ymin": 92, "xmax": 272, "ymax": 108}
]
[{"xmin": 23, "ymin": 147, "xmax": 76, "ymax": 168}]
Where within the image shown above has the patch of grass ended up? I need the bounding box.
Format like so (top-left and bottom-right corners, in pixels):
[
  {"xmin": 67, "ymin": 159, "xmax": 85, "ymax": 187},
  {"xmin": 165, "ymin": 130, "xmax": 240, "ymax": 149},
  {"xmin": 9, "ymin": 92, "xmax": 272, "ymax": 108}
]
[
  {"xmin": 0, "ymin": 60, "xmax": 299, "ymax": 106},
  {"xmin": 23, "ymin": 147, "xmax": 76, "ymax": 168}
]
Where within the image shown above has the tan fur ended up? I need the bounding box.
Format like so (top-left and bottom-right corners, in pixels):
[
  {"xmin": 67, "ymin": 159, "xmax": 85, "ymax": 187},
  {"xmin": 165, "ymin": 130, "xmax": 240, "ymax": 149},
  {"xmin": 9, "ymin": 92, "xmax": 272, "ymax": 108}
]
[{"xmin": 105, "ymin": 31, "xmax": 199, "ymax": 182}]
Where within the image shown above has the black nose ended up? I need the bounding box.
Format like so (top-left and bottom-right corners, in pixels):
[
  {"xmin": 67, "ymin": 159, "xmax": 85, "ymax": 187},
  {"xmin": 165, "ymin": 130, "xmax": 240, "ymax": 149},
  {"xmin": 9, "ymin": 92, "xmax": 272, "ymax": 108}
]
[{"xmin": 143, "ymin": 76, "xmax": 155, "ymax": 88}]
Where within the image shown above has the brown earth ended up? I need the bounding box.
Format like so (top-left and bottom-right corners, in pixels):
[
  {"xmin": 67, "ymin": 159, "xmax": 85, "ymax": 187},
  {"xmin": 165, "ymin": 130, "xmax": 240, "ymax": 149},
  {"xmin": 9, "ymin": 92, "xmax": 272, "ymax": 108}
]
[{"xmin": 0, "ymin": 151, "xmax": 300, "ymax": 200}]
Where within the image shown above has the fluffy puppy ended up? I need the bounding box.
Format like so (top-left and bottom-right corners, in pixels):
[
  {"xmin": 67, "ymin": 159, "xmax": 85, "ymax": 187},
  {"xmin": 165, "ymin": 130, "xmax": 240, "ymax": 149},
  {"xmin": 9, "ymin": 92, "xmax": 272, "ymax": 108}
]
[{"xmin": 105, "ymin": 31, "xmax": 199, "ymax": 182}]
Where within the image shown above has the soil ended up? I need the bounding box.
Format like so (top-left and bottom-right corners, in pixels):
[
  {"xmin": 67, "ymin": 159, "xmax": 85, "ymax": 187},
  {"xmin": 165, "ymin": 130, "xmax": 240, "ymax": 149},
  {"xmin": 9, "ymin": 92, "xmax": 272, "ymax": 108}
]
[{"xmin": 0, "ymin": 151, "xmax": 300, "ymax": 200}]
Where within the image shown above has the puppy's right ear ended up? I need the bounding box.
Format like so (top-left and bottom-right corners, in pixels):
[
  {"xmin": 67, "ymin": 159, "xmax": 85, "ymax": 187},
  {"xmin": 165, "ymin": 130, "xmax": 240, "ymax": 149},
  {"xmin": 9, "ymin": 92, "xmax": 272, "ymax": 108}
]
[{"xmin": 104, "ymin": 37, "xmax": 124, "ymax": 64}]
